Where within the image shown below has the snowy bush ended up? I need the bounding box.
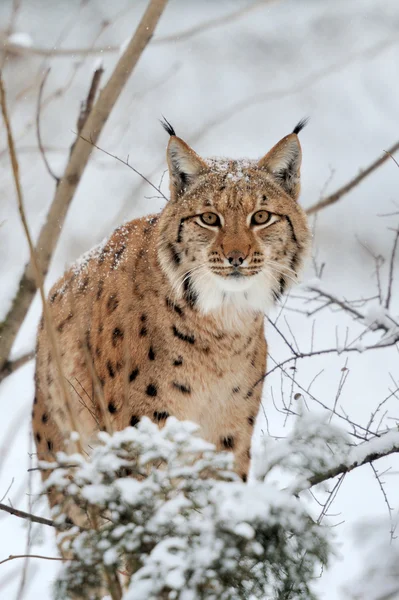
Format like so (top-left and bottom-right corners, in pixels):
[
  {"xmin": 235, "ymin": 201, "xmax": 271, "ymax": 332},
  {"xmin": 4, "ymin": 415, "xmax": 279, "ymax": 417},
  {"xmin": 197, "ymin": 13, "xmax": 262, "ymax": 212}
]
[
  {"xmin": 43, "ymin": 417, "xmax": 332, "ymax": 600},
  {"xmin": 253, "ymin": 406, "xmax": 350, "ymax": 492}
]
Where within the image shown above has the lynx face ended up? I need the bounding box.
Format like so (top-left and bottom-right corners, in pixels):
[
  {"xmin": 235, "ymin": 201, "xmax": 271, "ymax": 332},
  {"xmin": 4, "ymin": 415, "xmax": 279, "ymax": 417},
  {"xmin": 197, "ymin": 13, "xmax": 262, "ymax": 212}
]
[{"xmin": 158, "ymin": 122, "xmax": 310, "ymax": 317}]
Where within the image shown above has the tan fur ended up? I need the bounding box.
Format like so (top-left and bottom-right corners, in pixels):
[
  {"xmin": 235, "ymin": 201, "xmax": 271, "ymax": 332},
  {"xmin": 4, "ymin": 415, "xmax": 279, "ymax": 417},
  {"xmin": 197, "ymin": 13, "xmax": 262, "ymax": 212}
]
[{"xmin": 32, "ymin": 124, "xmax": 310, "ymax": 505}]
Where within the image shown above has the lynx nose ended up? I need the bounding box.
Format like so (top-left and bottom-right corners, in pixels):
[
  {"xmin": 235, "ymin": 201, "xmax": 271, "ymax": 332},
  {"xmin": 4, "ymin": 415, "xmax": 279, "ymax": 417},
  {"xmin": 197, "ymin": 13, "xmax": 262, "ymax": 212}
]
[{"xmin": 226, "ymin": 250, "xmax": 246, "ymax": 267}]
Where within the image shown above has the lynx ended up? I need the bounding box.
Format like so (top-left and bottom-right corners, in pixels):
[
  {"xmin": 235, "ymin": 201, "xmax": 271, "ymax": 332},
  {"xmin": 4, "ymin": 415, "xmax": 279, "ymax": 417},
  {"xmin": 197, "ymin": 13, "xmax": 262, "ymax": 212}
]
[{"xmin": 33, "ymin": 119, "xmax": 310, "ymax": 501}]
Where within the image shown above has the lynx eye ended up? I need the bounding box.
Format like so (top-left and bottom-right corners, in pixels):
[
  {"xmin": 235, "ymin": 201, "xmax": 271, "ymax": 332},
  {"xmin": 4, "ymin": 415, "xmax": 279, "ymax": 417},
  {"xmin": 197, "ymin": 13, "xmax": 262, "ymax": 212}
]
[
  {"xmin": 200, "ymin": 212, "xmax": 221, "ymax": 226},
  {"xmin": 251, "ymin": 210, "xmax": 271, "ymax": 226}
]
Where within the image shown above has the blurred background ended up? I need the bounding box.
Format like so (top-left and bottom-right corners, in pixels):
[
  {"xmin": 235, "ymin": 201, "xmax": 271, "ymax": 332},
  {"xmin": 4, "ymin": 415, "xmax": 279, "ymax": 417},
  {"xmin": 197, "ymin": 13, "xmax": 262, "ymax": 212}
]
[{"xmin": 0, "ymin": 1, "xmax": 398, "ymax": 598}]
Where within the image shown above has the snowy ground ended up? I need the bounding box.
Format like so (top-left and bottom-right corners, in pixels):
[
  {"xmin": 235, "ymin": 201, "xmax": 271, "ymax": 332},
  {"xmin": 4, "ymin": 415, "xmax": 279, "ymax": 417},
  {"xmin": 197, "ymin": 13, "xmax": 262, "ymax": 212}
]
[{"xmin": 0, "ymin": 0, "xmax": 399, "ymax": 598}]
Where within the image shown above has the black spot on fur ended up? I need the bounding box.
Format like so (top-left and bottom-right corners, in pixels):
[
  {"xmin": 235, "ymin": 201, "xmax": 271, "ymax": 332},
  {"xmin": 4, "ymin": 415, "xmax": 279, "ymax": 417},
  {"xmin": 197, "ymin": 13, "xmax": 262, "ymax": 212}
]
[
  {"xmin": 42, "ymin": 413, "xmax": 49, "ymax": 424},
  {"xmin": 242, "ymin": 474, "xmax": 248, "ymax": 483},
  {"xmin": 166, "ymin": 297, "xmax": 184, "ymax": 316},
  {"xmin": 232, "ymin": 387, "xmax": 240, "ymax": 394},
  {"xmin": 140, "ymin": 326, "xmax": 147, "ymax": 337},
  {"xmin": 292, "ymin": 117, "xmax": 309, "ymax": 135},
  {"xmin": 154, "ymin": 410, "xmax": 169, "ymax": 421},
  {"xmin": 246, "ymin": 390, "xmax": 253, "ymax": 399},
  {"xmin": 100, "ymin": 378, "xmax": 105, "ymax": 387},
  {"xmin": 129, "ymin": 367, "xmax": 139, "ymax": 382},
  {"xmin": 285, "ymin": 215, "xmax": 298, "ymax": 244},
  {"xmin": 57, "ymin": 313, "xmax": 73, "ymax": 333},
  {"xmin": 173, "ymin": 356, "xmax": 183, "ymax": 366},
  {"xmin": 146, "ymin": 383, "xmax": 157, "ymax": 397},
  {"xmin": 183, "ymin": 275, "xmax": 198, "ymax": 308},
  {"xmin": 176, "ymin": 219, "xmax": 185, "ymax": 243},
  {"xmin": 222, "ymin": 436, "xmax": 235, "ymax": 449},
  {"xmin": 168, "ymin": 243, "xmax": 181, "ymax": 265},
  {"xmin": 172, "ymin": 325, "xmax": 195, "ymax": 345},
  {"xmin": 97, "ymin": 279, "xmax": 104, "ymax": 300},
  {"xmin": 50, "ymin": 291, "xmax": 58, "ymax": 303},
  {"xmin": 98, "ymin": 248, "xmax": 107, "ymax": 264},
  {"xmin": 111, "ymin": 243, "xmax": 126, "ymax": 269},
  {"xmin": 247, "ymin": 448, "xmax": 251, "ymax": 459},
  {"xmin": 34, "ymin": 396, "xmax": 38, "ymax": 405},
  {"xmin": 35, "ymin": 432, "xmax": 41, "ymax": 444},
  {"xmin": 108, "ymin": 401, "xmax": 117, "ymax": 414},
  {"xmin": 130, "ymin": 415, "xmax": 140, "ymax": 427},
  {"xmin": 248, "ymin": 416, "xmax": 255, "ymax": 426},
  {"xmin": 140, "ymin": 314, "xmax": 147, "ymax": 322},
  {"xmin": 107, "ymin": 360, "xmax": 115, "ymax": 378},
  {"xmin": 160, "ymin": 116, "xmax": 176, "ymax": 137},
  {"xmin": 47, "ymin": 439, "xmax": 53, "ymax": 452},
  {"xmin": 78, "ymin": 275, "xmax": 89, "ymax": 293},
  {"xmin": 107, "ymin": 295, "xmax": 119, "ymax": 313},
  {"xmin": 148, "ymin": 347, "xmax": 155, "ymax": 361},
  {"xmin": 172, "ymin": 382, "xmax": 191, "ymax": 394},
  {"xmin": 112, "ymin": 327, "xmax": 124, "ymax": 346}
]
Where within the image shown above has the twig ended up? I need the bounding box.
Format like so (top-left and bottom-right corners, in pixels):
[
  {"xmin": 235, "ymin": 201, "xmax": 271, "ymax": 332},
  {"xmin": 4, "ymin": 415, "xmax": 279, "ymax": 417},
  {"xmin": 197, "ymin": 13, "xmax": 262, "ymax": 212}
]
[
  {"xmin": 385, "ymin": 227, "xmax": 399, "ymax": 309},
  {"xmin": 0, "ymin": 554, "xmax": 67, "ymax": 566},
  {"xmin": 36, "ymin": 68, "xmax": 59, "ymax": 182},
  {"xmin": 153, "ymin": 0, "xmax": 275, "ymax": 44},
  {"xmin": 306, "ymin": 140, "xmax": 399, "ymax": 215},
  {"xmin": 370, "ymin": 463, "xmax": 394, "ymax": 539},
  {"xmin": 0, "ymin": 0, "xmax": 168, "ymax": 374},
  {"xmin": 79, "ymin": 135, "xmax": 167, "ymax": 201},
  {"xmin": 0, "ymin": 351, "xmax": 34, "ymax": 383},
  {"xmin": 0, "ymin": 502, "xmax": 69, "ymax": 530},
  {"xmin": 76, "ymin": 66, "xmax": 104, "ymax": 136}
]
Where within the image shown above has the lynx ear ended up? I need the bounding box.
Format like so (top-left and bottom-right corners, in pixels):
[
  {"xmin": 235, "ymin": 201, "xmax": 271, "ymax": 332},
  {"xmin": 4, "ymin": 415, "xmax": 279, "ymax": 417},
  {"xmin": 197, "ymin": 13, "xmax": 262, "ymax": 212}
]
[
  {"xmin": 258, "ymin": 119, "xmax": 307, "ymax": 201},
  {"xmin": 161, "ymin": 118, "xmax": 207, "ymax": 199}
]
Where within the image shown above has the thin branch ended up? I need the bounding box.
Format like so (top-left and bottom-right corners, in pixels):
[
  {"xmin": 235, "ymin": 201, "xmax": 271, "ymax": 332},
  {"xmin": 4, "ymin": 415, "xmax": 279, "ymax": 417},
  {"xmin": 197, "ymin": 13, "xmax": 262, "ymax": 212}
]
[
  {"xmin": 0, "ymin": 502, "xmax": 69, "ymax": 530},
  {"xmin": 76, "ymin": 66, "xmax": 104, "ymax": 137},
  {"xmin": 0, "ymin": 554, "xmax": 67, "ymax": 567},
  {"xmin": 306, "ymin": 140, "xmax": 399, "ymax": 215},
  {"xmin": 0, "ymin": 351, "xmax": 34, "ymax": 383},
  {"xmin": 153, "ymin": 0, "xmax": 275, "ymax": 44},
  {"xmin": 79, "ymin": 135, "xmax": 168, "ymax": 201},
  {"xmin": 36, "ymin": 68, "xmax": 59, "ymax": 182},
  {"xmin": 0, "ymin": 0, "xmax": 168, "ymax": 374},
  {"xmin": 385, "ymin": 227, "xmax": 399, "ymax": 309}
]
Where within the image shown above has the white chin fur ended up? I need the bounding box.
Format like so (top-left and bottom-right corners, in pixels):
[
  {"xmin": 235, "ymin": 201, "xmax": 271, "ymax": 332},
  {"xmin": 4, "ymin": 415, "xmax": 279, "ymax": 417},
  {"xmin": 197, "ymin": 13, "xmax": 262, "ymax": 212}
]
[{"xmin": 191, "ymin": 269, "xmax": 275, "ymax": 316}]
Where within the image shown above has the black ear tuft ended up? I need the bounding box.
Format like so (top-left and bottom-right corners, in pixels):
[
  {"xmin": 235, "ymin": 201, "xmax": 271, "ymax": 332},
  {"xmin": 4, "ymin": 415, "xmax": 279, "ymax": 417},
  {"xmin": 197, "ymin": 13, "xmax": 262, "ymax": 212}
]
[
  {"xmin": 160, "ymin": 116, "xmax": 176, "ymax": 137},
  {"xmin": 292, "ymin": 117, "xmax": 309, "ymax": 135}
]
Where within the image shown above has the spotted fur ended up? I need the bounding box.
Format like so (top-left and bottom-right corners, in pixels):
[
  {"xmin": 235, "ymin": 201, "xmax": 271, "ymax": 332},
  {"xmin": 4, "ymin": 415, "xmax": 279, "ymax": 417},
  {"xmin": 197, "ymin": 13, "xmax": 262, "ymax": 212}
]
[{"xmin": 33, "ymin": 122, "xmax": 310, "ymax": 513}]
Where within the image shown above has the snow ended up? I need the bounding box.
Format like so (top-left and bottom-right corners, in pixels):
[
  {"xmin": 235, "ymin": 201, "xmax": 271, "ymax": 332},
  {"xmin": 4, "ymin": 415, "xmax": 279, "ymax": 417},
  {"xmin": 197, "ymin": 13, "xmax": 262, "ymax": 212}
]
[
  {"xmin": 1, "ymin": 0, "xmax": 399, "ymax": 598},
  {"xmin": 8, "ymin": 32, "xmax": 33, "ymax": 47}
]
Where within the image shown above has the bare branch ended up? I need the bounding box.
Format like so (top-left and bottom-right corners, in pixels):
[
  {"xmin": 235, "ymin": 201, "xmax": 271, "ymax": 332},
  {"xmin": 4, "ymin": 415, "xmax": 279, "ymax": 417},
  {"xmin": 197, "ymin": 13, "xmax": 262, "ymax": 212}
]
[
  {"xmin": 153, "ymin": 0, "xmax": 274, "ymax": 44},
  {"xmin": 0, "ymin": 0, "xmax": 168, "ymax": 373},
  {"xmin": 0, "ymin": 502, "xmax": 69, "ymax": 530},
  {"xmin": 0, "ymin": 351, "xmax": 34, "ymax": 383},
  {"xmin": 76, "ymin": 66, "xmax": 104, "ymax": 137},
  {"xmin": 306, "ymin": 140, "xmax": 399, "ymax": 215},
  {"xmin": 0, "ymin": 553, "xmax": 67, "ymax": 567},
  {"xmin": 36, "ymin": 68, "xmax": 59, "ymax": 182},
  {"xmin": 386, "ymin": 227, "xmax": 399, "ymax": 309},
  {"xmin": 79, "ymin": 135, "xmax": 168, "ymax": 201}
]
